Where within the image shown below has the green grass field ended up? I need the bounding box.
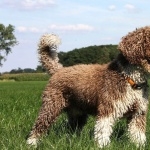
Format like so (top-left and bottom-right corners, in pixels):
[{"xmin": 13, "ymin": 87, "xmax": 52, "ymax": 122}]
[{"xmin": 1, "ymin": 81, "xmax": 150, "ymax": 150}]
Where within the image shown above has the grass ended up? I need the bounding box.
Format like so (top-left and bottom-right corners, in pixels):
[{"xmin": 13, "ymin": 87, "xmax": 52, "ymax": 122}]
[{"xmin": 1, "ymin": 81, "xmax": 150, "ymax": 150}]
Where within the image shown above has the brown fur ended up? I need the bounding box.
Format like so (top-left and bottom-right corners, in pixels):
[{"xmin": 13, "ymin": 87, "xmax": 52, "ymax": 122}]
[
  {"xmin": 118, "ymin": 26, "xmax": 150, "ymax": 68},
  {"xmin": 27, "ymin": 27, "xmax": 150, "ymax": 148}
]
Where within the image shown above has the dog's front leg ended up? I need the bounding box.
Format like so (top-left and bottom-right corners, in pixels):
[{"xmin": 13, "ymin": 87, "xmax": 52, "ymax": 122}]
[
  {"xmin": 94, "ymin": 115, "xmax": 115, "ymax": 148},
  {"xmin": 127, "ymin": 113, "xmax": 147, "ymax": 147}
]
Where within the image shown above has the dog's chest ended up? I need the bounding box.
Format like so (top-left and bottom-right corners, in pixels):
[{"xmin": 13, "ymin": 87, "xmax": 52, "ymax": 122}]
[
  {"xmin": 121, "ymin": 65, "xmax": 148, "ymax": 110},
  {"xmin": 113, "ymin": 83, "xmax": 148, "ymax": 119}
]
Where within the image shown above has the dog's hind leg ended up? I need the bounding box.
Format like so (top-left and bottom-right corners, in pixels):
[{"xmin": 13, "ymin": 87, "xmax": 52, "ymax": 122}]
[{"xmin": 27, "ymin": 88, "xmax": 66, "ymax": 146}]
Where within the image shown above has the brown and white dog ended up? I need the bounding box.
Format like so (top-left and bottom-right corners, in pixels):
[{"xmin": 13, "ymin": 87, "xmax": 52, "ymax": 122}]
[{"xmin": 27, "ymin": 26, "xmax": 150, "ymax": 148}]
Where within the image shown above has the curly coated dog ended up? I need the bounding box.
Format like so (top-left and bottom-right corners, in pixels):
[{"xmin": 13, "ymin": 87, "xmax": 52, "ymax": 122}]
[{"xmin": 27, "ymin": 26, "xmax": 150, "ymax": 148}]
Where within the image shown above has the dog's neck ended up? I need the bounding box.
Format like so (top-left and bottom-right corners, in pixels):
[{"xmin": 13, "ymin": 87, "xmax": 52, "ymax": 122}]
[{"xmin": 109, "ymin": 53, "xmax": 148, "ymax": 89}]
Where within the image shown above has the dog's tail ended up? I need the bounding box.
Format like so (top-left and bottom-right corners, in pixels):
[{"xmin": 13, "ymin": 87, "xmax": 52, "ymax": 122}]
[{"xmin": 38, "ymin": 34, "xmax": 63, "ymax": 75}]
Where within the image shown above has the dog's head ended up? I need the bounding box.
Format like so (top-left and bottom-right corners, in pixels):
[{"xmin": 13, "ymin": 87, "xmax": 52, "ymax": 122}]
[{"xmin": 118, "ymin": 26, "xmax": 150, "ymax": 72}]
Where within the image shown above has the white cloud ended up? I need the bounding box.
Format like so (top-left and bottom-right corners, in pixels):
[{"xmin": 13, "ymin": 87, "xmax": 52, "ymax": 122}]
[
  {"xmin": 0, "ymin": 0, "xmax": 56, "ymax": 10},
  {"xmin": 108, "ymin": 5, "xmax": 116, "ymax": 11},
  {"xmin": 17, "ymin": 26, "xmax": 27, "ymax": 32},
  {"xmin": 16, "ymin": 24, "xmax": 94, "ymax": 33},
  {"xmin": 16, "ymin": 26, "xmax": 41, "ymax": 33},
  {"xmin": 124, "ymin": 4, "xmax": 139, "ymax": 13},
  {"xmin": 49, "ymin": 24, "xmax": 94, "ymax": 31},
  {"xmin": 29, "ymin": 27, "xmax": 40, "ymax": 33},
  {"xmin": 125, "ymin": 4, "xmax": 135, "ymax": 10},
  {"xmin": 21, "ymin": 0, "xmax": 55, "ymax": 10}
]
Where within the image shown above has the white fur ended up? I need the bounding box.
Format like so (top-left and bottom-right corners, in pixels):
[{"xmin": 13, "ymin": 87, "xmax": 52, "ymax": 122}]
[
  {"xmin": 39, "ymin": 34, "xmax": 61, "ymax": 48},
  {"xmin": 113, "ymin": 84, "xmax": 148, "ymax": 119},
  {"xmin": 27, "ymin": 137, "xmax": 38, "ymax": 147},
  {"xmin": 94, "ymin": 116, "xmax": 114, "ymax": 148},
  {"xmin": 128, "ymin": 119, "xmax": 146, "ymax": 147}
]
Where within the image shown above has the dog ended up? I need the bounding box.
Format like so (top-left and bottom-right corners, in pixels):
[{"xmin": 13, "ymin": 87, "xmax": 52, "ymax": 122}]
[{"xmin": 27, "ymin": 26, "xmax": 150, "ymax": 148}]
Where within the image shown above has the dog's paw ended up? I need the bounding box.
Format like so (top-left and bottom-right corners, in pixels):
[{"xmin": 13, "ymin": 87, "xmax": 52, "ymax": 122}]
[
  {"xmin": 96, "ymin": 137, "xmax": 110, "ymax": 148},
  {"xmin": 27, "ymin": 137, "xmax": 38, "ymax": 147}
]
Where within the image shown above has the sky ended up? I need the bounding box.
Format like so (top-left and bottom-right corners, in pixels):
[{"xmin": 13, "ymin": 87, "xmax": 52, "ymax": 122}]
[{"xmin": 0, "ymin": 0, "xmax": 150, "ymax": 73}]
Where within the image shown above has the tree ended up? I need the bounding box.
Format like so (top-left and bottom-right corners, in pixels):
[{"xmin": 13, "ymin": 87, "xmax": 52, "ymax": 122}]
[
  {"xmin": 23, "ymin": 68, "xmax": 35, "ymax": 73},
  {"xmin": 36, "ymin": 65, "xmax": 46, "ymax": 72},
  {"xmin": 10, "ymin": 68, "xmax": 23, "ymax": 74},
  {"xmin": 0, "ymin": 24, "xmax": 18, "ymax": 66},
  {"xmin": 58, "ymin": 45, "xmax": 118, "ymax": 66}
]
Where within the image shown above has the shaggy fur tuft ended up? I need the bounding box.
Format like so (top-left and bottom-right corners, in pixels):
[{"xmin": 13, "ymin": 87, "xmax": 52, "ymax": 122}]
[
  {"xmin": 118, "ymin": 26, "xmax": 150, "ymax": 71},
  {"xmin": 27, "ymin": 26, "xmax": 150, "ymax": 148},
  {"xmin": 38, "ymin": 34, "xmax": 63, "ymax": 75}
]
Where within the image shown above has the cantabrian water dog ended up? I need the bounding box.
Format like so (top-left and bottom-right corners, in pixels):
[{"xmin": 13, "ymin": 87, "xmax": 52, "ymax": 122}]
[{"xmin": 27, "ymin": 26, "xmax": 150, "ymax": 148}]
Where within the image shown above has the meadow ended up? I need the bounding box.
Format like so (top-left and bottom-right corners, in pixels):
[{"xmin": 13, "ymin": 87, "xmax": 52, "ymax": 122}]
[{"xmin": 1, "ymin": 80, "xmax": 150, "ymax": 150}]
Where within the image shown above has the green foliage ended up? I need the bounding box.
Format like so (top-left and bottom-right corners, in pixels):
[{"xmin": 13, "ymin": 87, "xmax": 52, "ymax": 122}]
[
  {"xmin": 36, "ymin": 65, "xmax": 46, "ymax": 73},
  {"xmin": 10, "ymin": 68, "xmax": 36, "ymax": 74},
  {"xmin": 0, "ymin": 73, "xmax": 49, "ymax": 81},
  {"xmin": 0, "ymin": 24, "xmax": 18, "ymax": 66},
  {"xmin": 58, "ymin": 45, "xmax": 119, "ymax": 66},
  {"xmin": 0, "ymin": 81, "xmax": 150, "ymax": 149},
  {"xmin": 7, "ymin": 66, "xmax": 46, "ymax": 74}
]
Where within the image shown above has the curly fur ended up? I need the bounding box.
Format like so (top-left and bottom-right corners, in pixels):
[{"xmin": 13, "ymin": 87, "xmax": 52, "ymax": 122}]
[
  {"xmin": 38, "ymin": 34, "xmax": 63, "ymax": 74},
  {"xmin": 118, "ymin": 26, "xmax": 150, "ymax": 71},
  {"xmin": 27, "ymin": 26, "xmax": 150, "ymax": 148}
]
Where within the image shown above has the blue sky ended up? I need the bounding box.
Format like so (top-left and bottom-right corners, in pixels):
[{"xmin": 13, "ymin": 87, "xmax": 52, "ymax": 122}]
[{"xmin": 0, "ymin": 0, "xmax": 150, "ymax": 72}]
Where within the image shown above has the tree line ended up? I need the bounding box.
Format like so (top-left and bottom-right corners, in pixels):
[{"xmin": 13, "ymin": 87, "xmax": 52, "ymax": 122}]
[
  {"xmin": 58, "ymin": 44, "xmax": 119, "ymax": 66},
  {"xmin": 9, "ymin": 66, "xmax": 45, "ymax": 74}
]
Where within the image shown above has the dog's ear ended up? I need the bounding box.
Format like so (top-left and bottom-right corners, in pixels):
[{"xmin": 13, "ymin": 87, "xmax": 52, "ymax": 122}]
[{"xmin": 118, "ymin": 26, "xmax": 150, "ymax": 65}]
